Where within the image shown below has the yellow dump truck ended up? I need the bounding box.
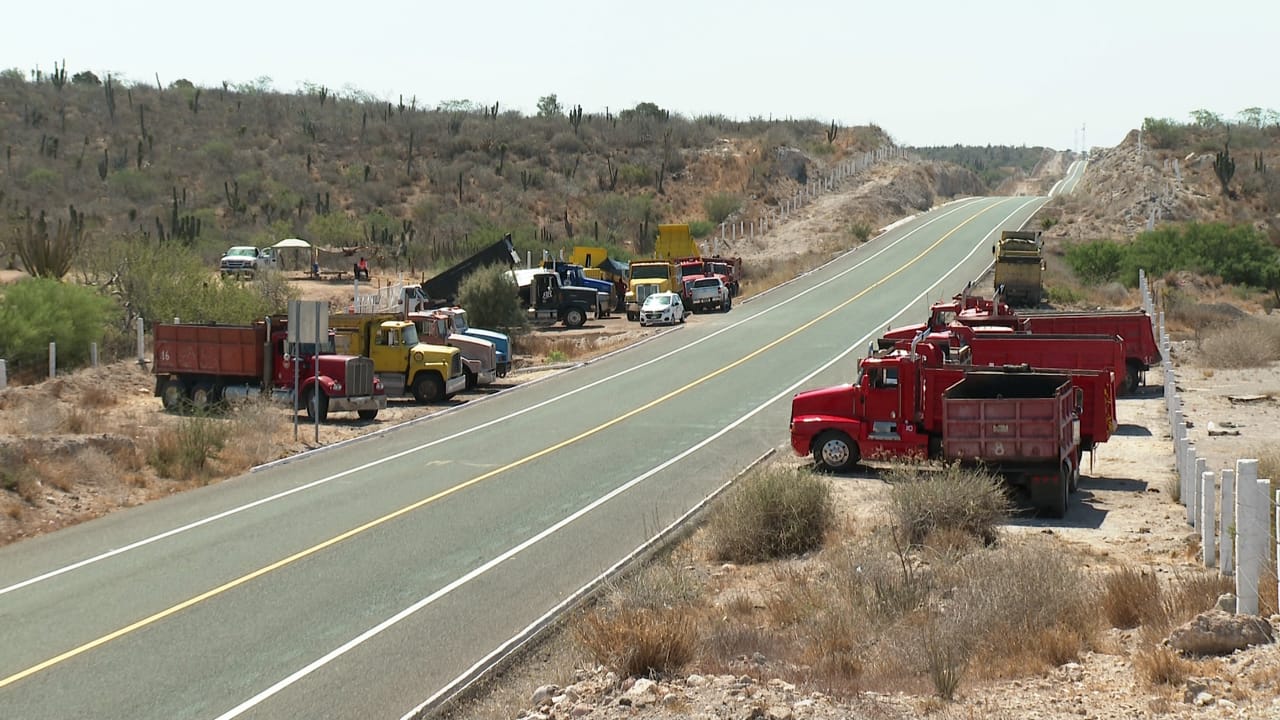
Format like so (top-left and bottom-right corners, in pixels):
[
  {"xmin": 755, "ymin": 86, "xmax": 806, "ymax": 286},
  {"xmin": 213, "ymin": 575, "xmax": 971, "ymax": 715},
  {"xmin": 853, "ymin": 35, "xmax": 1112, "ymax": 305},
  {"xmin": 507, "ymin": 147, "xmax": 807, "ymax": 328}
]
[
  {"xmin": 655, "ymin": 224, "xmax": 700, "ymax": 259},
  {"xmin": 328, "ymin": 314, "xmax": 466, "ymax": 403},
  {"xmin": 993, "ymin": 230, "xmax": 1045, "ymax": 306},
  {"xmin": 624, "ymin": 259, "xmax": 680, "ymax": 321}
]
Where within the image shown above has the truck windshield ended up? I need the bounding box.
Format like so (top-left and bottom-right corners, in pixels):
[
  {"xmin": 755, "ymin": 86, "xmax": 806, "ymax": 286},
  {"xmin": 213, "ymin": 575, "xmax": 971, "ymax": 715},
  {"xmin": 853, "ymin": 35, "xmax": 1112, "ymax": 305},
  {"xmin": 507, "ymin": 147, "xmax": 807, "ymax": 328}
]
[
  {"xmin": 290, "ymin": 339, "xmax": 335, "ymax": 356},
  {"xmin": 402, "ymin": 325, "xmax": 421, "ymax": 346},
  {"xmin": 451, "ymin": 312, "xmax": 470, "ymax": 332},
  {"xmin": 631, "ymin": 265, "xmax": 670, "ymax": 280}
]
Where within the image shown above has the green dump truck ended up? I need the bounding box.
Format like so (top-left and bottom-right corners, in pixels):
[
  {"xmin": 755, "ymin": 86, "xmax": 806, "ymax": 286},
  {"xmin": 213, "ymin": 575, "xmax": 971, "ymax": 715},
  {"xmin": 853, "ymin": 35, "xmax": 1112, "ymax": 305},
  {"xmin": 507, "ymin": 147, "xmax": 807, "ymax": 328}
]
[{"xmin": 993, "ymin": 230, "xmax": 1044, "ymax": 306}]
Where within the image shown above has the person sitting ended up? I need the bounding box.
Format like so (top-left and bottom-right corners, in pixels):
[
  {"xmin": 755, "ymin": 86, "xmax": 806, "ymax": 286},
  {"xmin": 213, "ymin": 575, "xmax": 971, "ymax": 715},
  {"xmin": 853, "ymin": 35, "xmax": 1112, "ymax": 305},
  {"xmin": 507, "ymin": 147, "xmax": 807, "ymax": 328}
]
[{"xmin": 355, "ymin": 257, "xmax": 370, "ymax": 280}]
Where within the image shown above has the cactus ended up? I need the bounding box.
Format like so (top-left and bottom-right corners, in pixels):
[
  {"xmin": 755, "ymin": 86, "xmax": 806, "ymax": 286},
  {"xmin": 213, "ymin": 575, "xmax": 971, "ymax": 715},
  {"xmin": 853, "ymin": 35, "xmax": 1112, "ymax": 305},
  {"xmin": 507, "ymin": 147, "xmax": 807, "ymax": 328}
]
[
  {"xmin": 1214, "ymin": 142, "xmax": 1236, "ymax": 198},
  {"xmin": 496, "ymin": 142, "xmax": 507, "ymax": 175},
  {"xmin": 406, "ymin": 130, "xmax": 415, "ymax": 176},
  {"xmin": 136, "ymin": 140, "xmax": 143, "ymax": 170},
  {"xmin": 50, "ymin": 60, "xmax": 67, "ymax": 91},
  {"xmin": 224, "ymin": 180, "xmax": 245, "ymax": 214},
  {"xmin": 1256, "ymin": 152, "xmax": 1267, "ymax": 175},
  {"xmin": 188, "ymin": 88, "xmax": 200, "ymax": 114},
  {"xmin": 569, "ymin": 104, "xmax": 584, "ymax": 136},
  {"xmin": 138, "ymin": 106, "xmax": 146, "ymax": 139},
  {"xmin": 315, "ymin": 191, "xmax": 330, "ymax": 215},
  {"xmin": 485, "ymin": 101, "xmax": 499, "ymax": 120},
  {"xmin": 104, "ymin": 75, "xmax": 116, "ymax": 122},
  {"xmin": 14, "ymin": 205, "xmax": 84, "ymax": 279},
  {"xmin": 827, "ymin": 120, "xmax": 838, "ymax": 144}
]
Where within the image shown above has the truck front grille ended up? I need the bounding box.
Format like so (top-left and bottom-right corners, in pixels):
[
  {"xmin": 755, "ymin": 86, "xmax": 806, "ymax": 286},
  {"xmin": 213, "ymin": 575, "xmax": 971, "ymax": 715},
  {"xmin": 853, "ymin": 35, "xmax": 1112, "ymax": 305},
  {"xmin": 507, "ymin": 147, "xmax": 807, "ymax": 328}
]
[
  {"xmin": 345, "ymin": 357, "xmax": 375, "ymax": 395},
  {"xmin": 451, "ymin": 354, "xmax": 463, "ymax": 378}
]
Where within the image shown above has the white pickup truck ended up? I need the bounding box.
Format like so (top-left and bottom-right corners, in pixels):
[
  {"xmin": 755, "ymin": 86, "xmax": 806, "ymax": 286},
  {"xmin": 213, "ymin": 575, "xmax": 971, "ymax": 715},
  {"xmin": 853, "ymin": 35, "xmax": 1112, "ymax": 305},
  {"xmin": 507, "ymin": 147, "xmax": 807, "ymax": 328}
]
[
  {"xmin": 686, "ymin": 276, "xmax": 731, "ymax": 313},
  {"xmin": 219, "ymin": 246, "xmax": 279, "ymax": 278}
]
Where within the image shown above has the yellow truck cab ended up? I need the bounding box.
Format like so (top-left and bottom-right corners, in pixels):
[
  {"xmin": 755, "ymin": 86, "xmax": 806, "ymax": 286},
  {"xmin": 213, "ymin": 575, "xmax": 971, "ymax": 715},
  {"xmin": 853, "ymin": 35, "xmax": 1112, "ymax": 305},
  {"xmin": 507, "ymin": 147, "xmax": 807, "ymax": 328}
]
[
  {"xmin": 625, "ymin": 260, "xmax": 679, "ymax": 321},
  {"xmin": 329, "ymin": 314, "xmax": 466, "ymax": 403}
]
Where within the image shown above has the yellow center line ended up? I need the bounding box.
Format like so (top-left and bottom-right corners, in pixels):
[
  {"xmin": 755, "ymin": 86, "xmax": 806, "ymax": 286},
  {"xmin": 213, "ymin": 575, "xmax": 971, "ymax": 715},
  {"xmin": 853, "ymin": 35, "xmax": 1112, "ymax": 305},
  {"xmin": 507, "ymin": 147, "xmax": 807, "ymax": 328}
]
[{"xmin": 1, "ymin": 200, "xmax": 1007, "ymax": 690}]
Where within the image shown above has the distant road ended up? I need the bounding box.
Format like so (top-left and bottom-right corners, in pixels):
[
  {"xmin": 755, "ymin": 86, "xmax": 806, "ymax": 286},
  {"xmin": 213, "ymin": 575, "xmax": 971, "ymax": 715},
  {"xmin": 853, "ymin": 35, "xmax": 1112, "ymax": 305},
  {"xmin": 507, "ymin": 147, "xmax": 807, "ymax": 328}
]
[
  {"xmin": 0, "ymin": 195, "xmax": 1047, "ymax": 719},
  {"xmin": 1050, "ymin": 159, "xmax": 1089, "ymax": 196}
]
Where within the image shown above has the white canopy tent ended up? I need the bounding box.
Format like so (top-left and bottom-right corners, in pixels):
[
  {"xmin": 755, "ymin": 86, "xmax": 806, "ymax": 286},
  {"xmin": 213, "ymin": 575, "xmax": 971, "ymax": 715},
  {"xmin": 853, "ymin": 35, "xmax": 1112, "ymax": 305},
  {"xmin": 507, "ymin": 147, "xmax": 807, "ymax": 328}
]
[{"xmin": 271, "ymin": 237, "xmax": 314, "ymax": 273}]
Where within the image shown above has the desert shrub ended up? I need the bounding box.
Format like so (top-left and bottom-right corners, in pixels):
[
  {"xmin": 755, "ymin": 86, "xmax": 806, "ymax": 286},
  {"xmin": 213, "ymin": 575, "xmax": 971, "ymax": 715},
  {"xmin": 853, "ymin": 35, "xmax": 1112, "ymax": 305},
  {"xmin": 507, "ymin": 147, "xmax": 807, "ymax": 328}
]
[
  {"xmin": 944, "ymin": 540, "xmax": 1099, "ymax": 676},
  {"xmin": 703, "ymin": 192, "xmax": 743, "ymax": 224},
  {"xmin": 22, "ymin": 168, "xmax": 61, "ymax": 194},
  {"xmin": 1065, "ymin": 239, "xmax": 1128, "ymax": 284},
  {"xmin": 1141, "ymin": 117, "xmax": 1186, "ymax": 149},
  {"xmin": 1201, "ymin": 318, "xmax": 1280, "ymax": 367},
  {"xmin": 617, "ymin": 163, "xmax": 651, "ymax": 188},
  {"xmin": 706, "ymin": 465, "xmax": 834, "ymax": 563},
  {"xmin": 1134, "ymin": 646, "xmax": 1192, "ymax": 685},
  {"xmin": 688, "ymin": 220, "xmax": 715, "ymax": 239},
  {"xmin": 574, "ymin": 560, "xmax": 700, "ymax": 678},
  {"xmin": 1101, "ymin": 566, "xmax": 1161, "ymax": 629},
  {"xmin": 1144, "ymin": 571, "xmax": 1234, "ymax": 635},
  {"xmin": 1046, "ymin": 284, "xmax": 1084, "ymax": 305},
  {"xmin": 455, "ymin": 262, "xmax": 525, "ymax": 330},
  {"xmin": 106, "ymin": 169, "xmax": 160, "ymax": 203},
  {"xmin": 147, "ymin": 414, "xmax": 230, "ymax": 482},
  {"xmin": 848, "ymin": 220, "xmax": 874, "ymax": 243},
  {"xmin": 0, "ymin": 278, "xmax": 116, "ymax": 370},
  {"xmin": 887, "ymin": 463, "xmax": 1010, "ymax": 547}
]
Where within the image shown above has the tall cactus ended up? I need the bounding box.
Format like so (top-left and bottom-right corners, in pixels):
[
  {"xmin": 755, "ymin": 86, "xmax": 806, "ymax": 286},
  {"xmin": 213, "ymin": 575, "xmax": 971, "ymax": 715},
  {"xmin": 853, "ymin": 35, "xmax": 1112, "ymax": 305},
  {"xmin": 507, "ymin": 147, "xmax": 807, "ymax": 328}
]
[
  {"xmin": 1214, "ymin": 141, "xmax": 1236, "ymax": 198},
  {"xmin": 826, "ymin": 120, "xmax": 838, "ymax": 144}
]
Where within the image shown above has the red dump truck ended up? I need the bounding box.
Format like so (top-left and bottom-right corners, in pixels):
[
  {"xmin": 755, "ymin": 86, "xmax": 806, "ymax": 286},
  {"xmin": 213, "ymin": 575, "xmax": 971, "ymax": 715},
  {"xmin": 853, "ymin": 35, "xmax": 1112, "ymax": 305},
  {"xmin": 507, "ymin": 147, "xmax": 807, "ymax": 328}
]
[
  {"xmin": 790, "ymin": 344, "xmax": 1092, "ymax": 516},
  {"xmin": 941, "ymin": 371, "xmax": 1079, "ymax": 516},
  {"xmin": 893, "ymin": 291, "xmax": 1160, "ymax": 394},
  {"xmin": 152, "ymin": 319, "xmax": 386, "ymax": 421}
]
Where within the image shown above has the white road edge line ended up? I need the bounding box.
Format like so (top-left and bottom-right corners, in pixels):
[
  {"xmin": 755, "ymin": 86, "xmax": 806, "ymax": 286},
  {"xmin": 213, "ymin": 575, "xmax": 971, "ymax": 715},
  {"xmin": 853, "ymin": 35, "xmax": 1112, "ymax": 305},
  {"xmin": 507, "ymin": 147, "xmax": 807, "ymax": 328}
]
[
  {"xmin": 211, "ymin": 197, "xmax": 1044, "ymax": 720},
  {"xmin": 0, "ymin": 198, "xmax": 994, "ymax": 599}
]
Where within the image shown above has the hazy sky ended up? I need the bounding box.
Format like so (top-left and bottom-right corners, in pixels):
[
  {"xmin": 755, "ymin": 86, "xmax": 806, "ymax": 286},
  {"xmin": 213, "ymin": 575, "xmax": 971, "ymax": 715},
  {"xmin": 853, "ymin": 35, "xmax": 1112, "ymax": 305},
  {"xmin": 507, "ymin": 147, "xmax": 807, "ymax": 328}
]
[{"xmin": 4, "ymin": 0, "xmax": 1274, "ymax": 150}]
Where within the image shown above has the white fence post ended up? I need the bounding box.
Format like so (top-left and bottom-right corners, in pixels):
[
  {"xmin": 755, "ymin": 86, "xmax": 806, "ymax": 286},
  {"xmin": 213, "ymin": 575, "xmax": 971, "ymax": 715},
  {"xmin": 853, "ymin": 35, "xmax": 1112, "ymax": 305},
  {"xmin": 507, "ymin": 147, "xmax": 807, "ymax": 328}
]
[
  {"xmin": 0, "ymin": 359, "xmax": 6, "ymax": 389},
  {"xmin": 91, "ymin": 342, "xmax": 99, "ymax": 368},
  {"xmin": 1236, "ymin": 459, "xmax": 1261, "ymax": 615},
  {"xmin": 1221, "ymin": 469, "xmax": 1236, "ymax": 576},
  {"xmin": 136, "ymin": 317, "xmax": 146, "ymax": 365},
  {"xmin": 49, "ymin": 342, "xmax": 56, "ymax": 379},
  {"xmin": 1193, "ymin": 456, "xmax": 1206, "ymax": 527},
  {"xmin": 1201, "ymin": 470, "xmax": 1216, "ymax": 567}
]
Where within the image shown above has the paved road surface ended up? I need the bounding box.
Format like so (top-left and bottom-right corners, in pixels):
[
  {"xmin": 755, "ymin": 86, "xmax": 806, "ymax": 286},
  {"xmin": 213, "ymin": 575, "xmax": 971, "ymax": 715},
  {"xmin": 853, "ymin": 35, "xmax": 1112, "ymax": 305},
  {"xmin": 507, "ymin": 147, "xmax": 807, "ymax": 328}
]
[{"xmin": 0, "ymin": 195, "xmax": 1045, "ymax": 719}]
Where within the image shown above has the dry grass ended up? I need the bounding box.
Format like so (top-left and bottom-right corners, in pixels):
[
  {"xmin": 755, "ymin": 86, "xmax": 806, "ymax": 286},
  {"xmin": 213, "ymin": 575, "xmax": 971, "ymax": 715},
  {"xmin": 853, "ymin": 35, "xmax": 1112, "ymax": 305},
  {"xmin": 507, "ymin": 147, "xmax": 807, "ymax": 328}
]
[
  {"xmin": 1101, "ymin": 566, "xmax": 1162, "ymax": 629},
  {"xmin": 79, "ymin": 384, "xmax": 119, "ymax": 409},
  {"xmin": 1143, "ymin": 571, "xmax": 1235, "ymax": 636},
  {"xmin": 147, "ymin": 414, "xmax": 232, "ymax": 482},
  {"xmin": 1134, "ymin": 646, "xmax": 1192, "ymax": 686},
  {"xmin": 1200, "ymin": 317, "xmax": 1280, "ymax": 368},
  {"xmin": 217, "ymin": 399, "xmax": 287, "ymax": 473},
  {"xmin": 706, "ymin": 465, "xmax": 834, "ymax": 563},
  {"xmin": 886, "ymin": 463, "xmax": 1011, "ymax": 547}
]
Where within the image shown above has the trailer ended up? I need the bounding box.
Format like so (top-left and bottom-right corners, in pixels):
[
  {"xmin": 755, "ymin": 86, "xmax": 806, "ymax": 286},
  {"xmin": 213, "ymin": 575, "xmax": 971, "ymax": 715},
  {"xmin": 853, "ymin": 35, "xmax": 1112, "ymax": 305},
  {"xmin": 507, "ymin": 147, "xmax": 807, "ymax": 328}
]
[{"xmin": 421, "ymin": 234, "xmax": 520, "ymax": 304}]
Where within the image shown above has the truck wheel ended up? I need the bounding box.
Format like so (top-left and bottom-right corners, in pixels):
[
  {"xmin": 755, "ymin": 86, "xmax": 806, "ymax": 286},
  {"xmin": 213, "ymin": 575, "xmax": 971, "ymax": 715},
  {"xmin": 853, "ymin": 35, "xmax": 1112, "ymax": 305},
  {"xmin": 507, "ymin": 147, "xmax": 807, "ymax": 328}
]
[
  {"xmin": 813, "ymin": 431, "xmax": 859, "ymax": 472},
  {"xmin": 1122, "ymin": 362, "xmax": 1140, "ymax": 395},
  {"xmin": 464, "ymin": 368, "xmax": 478, "ymax": 390},
  {"xmin": 723, "ymin": 297, "xmax": 732, "ymax": 312},
  {"xmin": 304, "ymin": 387, "xmax": 330, "ymax": 422},
  {"xmin": 189, "ymin": 381, "xmax": 216, "ymax": 411},
  {"xmin": 564, "ymin": 307, "xmax": 586, "ymax": 328},
  {"xmin": 412, "ymin": 373, "xmax": 445, "ymax": 403},
  {"xmin": 357, "ymin": 409, "xmax": 378, "ymax": 421},
  {"xmin": 160, "ymin": 378, "xmax": 186, "ymax": 411},
  {"xmin": 627, "ymin": 311, "xmax": 639, "ymax": 321},
  {"xmin": 1040, "ymin": 464, "xmax": 1070, "ymax": 519}
]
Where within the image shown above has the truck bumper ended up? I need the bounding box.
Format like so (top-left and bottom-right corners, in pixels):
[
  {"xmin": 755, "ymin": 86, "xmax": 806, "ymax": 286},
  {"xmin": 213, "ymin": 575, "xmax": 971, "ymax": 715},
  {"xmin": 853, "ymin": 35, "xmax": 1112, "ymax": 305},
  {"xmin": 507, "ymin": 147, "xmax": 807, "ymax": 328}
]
[
  {"xmin": 496, "ymin": 360, "xmax": 510, "ymax": 378},
  {"xmin": 445, "ymin": 374, "xmax": 467, "ymax": 396},
  {"xmin": 328, "ymin": 394, "xmax": 388, "ymax": 413},
  {"xmin": 475, "ymin": 369, "xmax": 497, "ymax": 386}
]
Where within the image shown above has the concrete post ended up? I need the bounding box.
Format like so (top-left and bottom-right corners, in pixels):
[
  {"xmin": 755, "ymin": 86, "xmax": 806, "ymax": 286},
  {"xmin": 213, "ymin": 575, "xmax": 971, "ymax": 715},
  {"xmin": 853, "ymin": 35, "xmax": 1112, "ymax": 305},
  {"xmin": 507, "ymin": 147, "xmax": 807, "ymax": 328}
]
[
  {"xmin": 1194, "ymin": 456, "xmax": 1206, "ymax": 527},
  {"xmin": 136, "ymin": 317, "xmax": 146, "ymax": 365},
  {"xmin": 0, "ymin": 359, "xmax": 6, "ymax": 389},
  {"xmin": 91, "ymin": 342, "xmax": 99, "ymax": 368},
  {"xmin": 1236, "ymin": 459, "xmax": 1260, "ymax": 615},
  {"xmin": 1201, "ymin": 470, "xmax": 1216, "ymax": 567},
  {"xmin": 1175, "ymin": 435, "xmax": 1188, "ymax": 504},
  {"xmin": 1220, "ymin": 469, "xmax": 1235, "ymax": 576},
  {"xmin": 49, "ymin": 342, "xmax": 56, "ymax": 379}
]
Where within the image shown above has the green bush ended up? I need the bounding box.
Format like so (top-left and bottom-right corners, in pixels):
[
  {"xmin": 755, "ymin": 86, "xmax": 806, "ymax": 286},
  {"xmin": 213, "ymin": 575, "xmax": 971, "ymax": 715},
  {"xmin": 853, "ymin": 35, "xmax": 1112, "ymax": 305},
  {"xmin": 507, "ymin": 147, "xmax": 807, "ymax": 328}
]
[
  {"xmin": 707, "ymin": 465, "xmax": 834, "ymax": 563},
  {"xmin": 22, "ymin": 168, "xmax": 61, "ymax": 194},
  {"xmin": 0, "ymin": 277, "xmax": 116, "ymax": 369},
  {"xmin": 703, "ymin": 192, "xmax": 743, "ymax": 224},
  {"xmin": 617, "ymin": 163, "xmax": 651, "ymax": 188},
  {"xmin": 688, "ymin": 220, "xmax": 715, "ymax": 239},
  {"xmin": 1065, "ymin": 240, "xmax": 1128, "ymax": 284},
  {"xmin": 887, "ymin": 463, "xmax": 1011, "ymax": 546},
  {"xmin": 148, "ymin": 414, "xmax": 230, "ymax": 482},
  {"xmin": 455, "ymin": 262, "xmax": 525, "ymax": 330},
  {"xmin": 1141, "ymin": 117, "xmax": 1185, "ymax": 149},
  {"xmin": 106, "ymin": 169, "xmax": 161, "ymax": 203}
]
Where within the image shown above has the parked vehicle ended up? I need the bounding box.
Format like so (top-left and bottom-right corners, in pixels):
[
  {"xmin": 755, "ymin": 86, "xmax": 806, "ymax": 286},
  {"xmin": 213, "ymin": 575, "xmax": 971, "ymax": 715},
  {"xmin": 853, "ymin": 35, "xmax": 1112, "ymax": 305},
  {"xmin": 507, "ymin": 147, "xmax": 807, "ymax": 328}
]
[
  {"xmin": 420, "ymin": 234, "xmax": 520, "ymax": 304},
  {"xmin": 625, "ymin": 260, "xmax": 680, "ymax": 321},
  {"xmin": 893, "ymin": 290, "xmax": 1160, "ymax": 394},
  {"xmin": 408, "ymin": 310, "xmax": 498, "ymax": 388},
  {"xmin": 992, "ymin": 230, "xmax": 1044, "ymax": 306},
  {"xmin": 789, "ymin": 343, "xmax": 1093, "ymax": 516},
  {"xmin": 152, "ymin": 318, "xmax": 385, "ymax": 421},
  {"xmin": 219, "ymin": 246, "xmax": 279, "ymax": 278},
  {"xmin": 525, "ymin": 270, "xmax": 602, "ymax": 328},
  {"xmin": 685, "ymin": 276, "xmax": 732, "ymax": 313},
  {"xmin": 639, "ymin": 292, "xmax": 685, "ymax": 326},
  {"xmin": 539, "ymin": 260, "xmax": 615, "ymax": 315},
  {"xmin": 704, "ymin": 256, "xmax": 743, "ymax": 297},
  {"xmin": 444, "ymin": 307, "xmax": 511, "ymax": 378},
  {"xmin": 328, "ymin": 314, "xmax": 466, "ymax": 403},
  {"xmin": 654, "ymin": 223, "xmax": 700, "ymax": 259}
]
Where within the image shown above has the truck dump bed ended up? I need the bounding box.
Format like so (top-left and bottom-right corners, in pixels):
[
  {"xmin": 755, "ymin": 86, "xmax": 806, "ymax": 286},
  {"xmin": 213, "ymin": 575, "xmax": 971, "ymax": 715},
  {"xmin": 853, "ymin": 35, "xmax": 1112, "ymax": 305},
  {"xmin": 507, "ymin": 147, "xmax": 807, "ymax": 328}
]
[
  {"xmin": 153, "ymin": 324, "xmax": 266, "ymax": 379},
  {"xmin": 942, "ymin": 372, "xmax": 1074, "ymax": 463}
]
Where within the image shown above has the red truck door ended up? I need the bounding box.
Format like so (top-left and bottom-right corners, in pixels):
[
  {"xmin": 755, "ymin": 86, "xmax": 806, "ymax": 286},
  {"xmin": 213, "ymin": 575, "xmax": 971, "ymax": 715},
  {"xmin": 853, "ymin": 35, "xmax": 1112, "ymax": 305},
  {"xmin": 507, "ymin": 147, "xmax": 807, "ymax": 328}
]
[{"xmin": 861, "ymin": 365, "xmax": 904, "ymax": 440}]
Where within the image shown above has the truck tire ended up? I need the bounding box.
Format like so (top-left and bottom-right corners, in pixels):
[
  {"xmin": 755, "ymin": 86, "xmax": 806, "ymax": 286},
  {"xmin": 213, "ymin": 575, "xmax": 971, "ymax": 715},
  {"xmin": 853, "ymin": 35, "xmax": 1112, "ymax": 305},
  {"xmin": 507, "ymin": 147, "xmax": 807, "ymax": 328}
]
[
  {"xmin": 1039, "ymin": 463, "xmax": 1070, "ymax": 519},
  {"xmin": 160, "ymin": 378, "xmax": 186, "ymax": 411},
  {"xmin": 190, "ymin": 381, "xmax": 217, "ymax": 411},
  {"xmin": 564, "ymin": 306, "xmax": 586, "ymax": 329},
  {"xmin": 357, "ymin": 409, "xmax": 378, "ymax": 421},
  {"xmin": 412, "ymin": 373, "xmax": 445, "ymax": 403},
  {"xmin": 1122, "ymin": 362, "xmax": 1140, "ymax": 396},
  {"xmin": 464, "ymin": 367, "xmax": 478, "ymax": 390},
  {"xmin": 813, "ymin": 430, "xmax": 859, "ymax": 472},
  {"xmin": 627, "ymin": 311, "xmax": 638, "ymax": 321},
  {"xmin": 722, "ymin": 296, "xmax": 732, "ymax": 312},
  {"xmin": 304, "ymin": 387, "xmax": 330, "ymax": 422}
]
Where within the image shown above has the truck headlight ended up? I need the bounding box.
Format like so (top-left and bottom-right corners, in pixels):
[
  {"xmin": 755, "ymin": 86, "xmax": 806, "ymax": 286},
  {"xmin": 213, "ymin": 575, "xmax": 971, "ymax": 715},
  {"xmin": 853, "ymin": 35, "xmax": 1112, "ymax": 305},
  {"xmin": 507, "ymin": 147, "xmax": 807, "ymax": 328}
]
[
  {"xmin": 331, "ymin": 382, "xmax": 342, "ymax": 392},
  {"xmin": 413, "ymin": 351, "xmax": 424, "ymax": 363}
]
